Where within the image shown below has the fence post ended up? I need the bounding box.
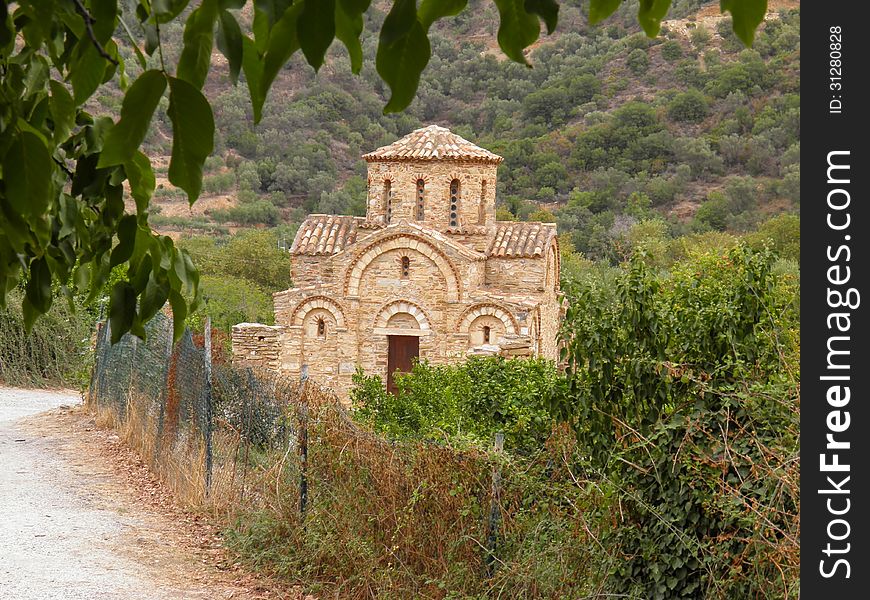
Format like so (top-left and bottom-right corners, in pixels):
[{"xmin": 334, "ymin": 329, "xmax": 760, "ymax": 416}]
[
  {"xmin": 485, "ymin": 431, "xmax": 505, "ymax": 578},
  {"xmin": 87, "ymin": 302, "xmax": 108, "ymax": 406},
  {"xmin": 203, "ymin": 317, "xmax": 214, "ymax": 497},
  {"xmin": 87, "ymin": 305, "xmax": 106, "ymax": 407},
  {"xmin": 299, "ymin": 365, "xmax": 309, "ymax": 524},
  {"xmin": 127, "ymin": 335, "xmax": 138, "ymax": 418},
  {"xmin": 153, "ymin": 317, "xmax": 173, "ymax": 466}
]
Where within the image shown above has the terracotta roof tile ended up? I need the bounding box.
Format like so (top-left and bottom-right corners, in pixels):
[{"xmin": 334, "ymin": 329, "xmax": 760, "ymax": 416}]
[
  {"xmin": 290, "ymin": 215, "xmax": 363, "ymax": 255},
  {"xmin": 362, "ymin": 125, "xmax": 503, "ymax": 163},
  {"xmin": 488, "ymin": 222, "xmax": 557, "ymax": 258}
]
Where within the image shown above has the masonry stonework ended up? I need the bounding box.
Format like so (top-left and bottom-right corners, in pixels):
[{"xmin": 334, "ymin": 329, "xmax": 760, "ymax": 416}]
[{"xmin": 232, "ymin": 125, "xmax": 562, "ymax": 399}]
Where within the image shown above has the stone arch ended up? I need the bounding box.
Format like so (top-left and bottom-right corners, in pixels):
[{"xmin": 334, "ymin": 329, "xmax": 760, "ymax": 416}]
[
  {"xmin": 290, "ymin": 295, "xmax": 347, "ymax": 328},
  {"xmin": 546, "ymin": 240, "xmax": 560, "ymax": 292},
  {"xmin": 457, "ymin": 303, "xmax": 518, "ymax": 335},
  {"xmin": 374, "ymin": 300, "xmax": 431, "ymax": 331},
  {"xmin": 345, "ymin": 234, "xmax": 461, "ymax": 301}
]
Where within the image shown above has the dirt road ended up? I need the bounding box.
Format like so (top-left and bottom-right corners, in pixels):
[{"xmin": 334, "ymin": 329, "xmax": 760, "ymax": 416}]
[{"xmin": 0, "ymin": 387, "xmax": 293, "ymax": 599}]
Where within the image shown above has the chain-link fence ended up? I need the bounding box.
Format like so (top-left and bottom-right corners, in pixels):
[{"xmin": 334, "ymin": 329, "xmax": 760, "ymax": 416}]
[
  {"xmin": 88, "ymin": 312, "xmax": 310, "ymax": 504},
  {"xmin": 87, "ymin": 315, "xmax": 604, "ymax": 596}
]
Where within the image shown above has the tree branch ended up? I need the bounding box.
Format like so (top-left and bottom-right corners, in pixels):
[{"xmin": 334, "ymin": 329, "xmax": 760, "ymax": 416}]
[
  {"xmin": 71, "ymin": 0, "xmax": 120, "ymax": 66},
  {"xmin": 53, "ymin": 157, "xmax": 74, "ymax": 180}
]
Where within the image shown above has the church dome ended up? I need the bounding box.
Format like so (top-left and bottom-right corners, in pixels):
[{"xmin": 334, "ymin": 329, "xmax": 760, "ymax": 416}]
[{"xmin": 362, "ymin": 124, "xmax": 503, "ymax": 164}]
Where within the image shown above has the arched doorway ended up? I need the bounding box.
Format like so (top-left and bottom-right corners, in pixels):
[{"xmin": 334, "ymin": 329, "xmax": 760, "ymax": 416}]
[
  {"xmin": 387, "ymin": 335, "xmax": 419, "ymax": 395},
  {"xmin": 375, "ymin": 302, "xmax": 430, "ymax": 395}
]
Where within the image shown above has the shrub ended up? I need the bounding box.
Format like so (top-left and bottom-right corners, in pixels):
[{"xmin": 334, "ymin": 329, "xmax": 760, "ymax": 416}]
[
  {"xmin": 745, "ymin": 213, "xmax": 800, "ymax": 261},
  {"xmin": 626, "ymin": 48, "xmax": 650, "ymax": 75},
  {"xmin": 0, "ymin": 289, "xmax": 97, "ymax": 387},
  {"xmin": 557, "ymin": 248, "xmax": 799, "ymax": 599},
  {"xmin": 690, "ymin": 25, "xmax": 711, "ymax": 48},
  {"xmin": 213, "ymin": 199, "xmax": 281, "ymax": 225},
  {"xmin": 189, "ymin": 275, "xmax": 274, "ymax": 333},
  {"xmin": 351, "ymin": 356, "xmax": 560, "ymax": 453},
  {"xmin": 661, "ymin": 40, "xmax": 683, "ymax": 61},
  {"xmin": 693, "ymin": 192, "xmax": 730, "ymax": 231},
  {"xmin": 667, "ymin": 89, "xmax": 710, "ymax": 122}
]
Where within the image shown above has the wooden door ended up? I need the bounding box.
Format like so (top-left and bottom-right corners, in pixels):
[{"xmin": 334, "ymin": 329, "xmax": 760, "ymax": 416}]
[{"xmin": 387, "ymin": 335, "xmax": 419, "ymax": 395}]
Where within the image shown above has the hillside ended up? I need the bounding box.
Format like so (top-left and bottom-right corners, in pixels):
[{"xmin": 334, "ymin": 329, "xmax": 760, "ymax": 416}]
[{"xmin": 100, "ymin": 0, "xmax": 800, "ymax": 261}]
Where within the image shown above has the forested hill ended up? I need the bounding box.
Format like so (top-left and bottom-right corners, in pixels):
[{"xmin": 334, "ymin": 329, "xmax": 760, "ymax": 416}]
[{"xmin": 104, "ymin": 0, "xmax": 800, "ymax": 262}]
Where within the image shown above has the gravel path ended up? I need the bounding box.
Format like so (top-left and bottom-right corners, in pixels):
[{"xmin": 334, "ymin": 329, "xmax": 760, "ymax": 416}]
[{"xmin": 0, "ymin": 387, "xmax": 256, "ymax": 599}]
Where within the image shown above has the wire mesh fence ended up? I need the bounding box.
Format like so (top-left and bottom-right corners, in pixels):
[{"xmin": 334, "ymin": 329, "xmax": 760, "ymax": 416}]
[
  {"xmin": 88, "ymin": 312, "xmax": 310, "ymax": 505},
  {"xmin": 87, "ymin": 315, "xmax": 606, "ymax": 596}
]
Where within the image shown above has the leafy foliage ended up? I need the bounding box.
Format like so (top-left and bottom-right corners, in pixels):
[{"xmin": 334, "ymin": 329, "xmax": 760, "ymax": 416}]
[
  {"xmin": 351, "ymin": 356, "xmax": 560, "ymax": 453},
  {"xmin": 0, "ymin": 288, "xmax": 98, "ymax": 387},
  {"xmin": 555, "ymin": 245, "xmax": 799, "ymax": 598},
  {"xmin": 0, "ymin": 0, "xmax": 769, "ymax": 342}
]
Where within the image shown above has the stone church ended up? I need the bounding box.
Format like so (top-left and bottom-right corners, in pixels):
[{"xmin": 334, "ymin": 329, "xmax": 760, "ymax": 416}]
[{"xmin": 232, "ymin": 125, "xmax": 561, "ymax": 396}]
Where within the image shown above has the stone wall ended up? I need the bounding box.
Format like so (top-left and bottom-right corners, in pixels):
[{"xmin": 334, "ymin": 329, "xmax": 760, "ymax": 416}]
[
  {"xmin": 485, "ymin": 256, "xmax": 547, "ymax": 294},
  {"xmin": 231, "ymin": 323, "xmax": 284, "ymax": 372},
  {"xmin": 366, "ymin": 159, "xmax": 499, "ymax": 231}
]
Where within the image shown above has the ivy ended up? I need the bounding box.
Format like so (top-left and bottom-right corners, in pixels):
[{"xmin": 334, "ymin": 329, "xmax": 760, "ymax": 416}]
[{"xmin": 556, "ymin": 246, "xmax": 799, "ymax": 598}]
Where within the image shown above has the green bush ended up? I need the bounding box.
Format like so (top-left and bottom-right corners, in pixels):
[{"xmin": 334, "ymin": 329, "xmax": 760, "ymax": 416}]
[
  {"xmin": 213, "ymin": 199, "xmax": 281, "ymax": 225},
  {"xmin": 189, "ymin": 275, "xmax": 274, "ymax": 333},
  {"xmin": 661, "ymin": 40, "xmax": 683, "ymax": 61},
  {"xmin": 556, "ymin": 248, "xmax": 799, "ymax": 599},
  {"xmin": 693, "ymin": 192, "xmax": 730, "ymax": 231},
  {"xmin": 626, "ymin": 48, "xmax": 650, "ymax": 75},
  {"xmin": 351, "ymin": 356, "xmax": 560, "ymax": 453},
  {"xmin": 745, "ymin": 213, "xmax": 800, "ymax": 261},
  {"xmin": 0, "ymin": 289, "xmax": 97, "ymax": 388},
  {"xmin": 667, "ymin": 90, "xmax": 710, "ymax": 122}
]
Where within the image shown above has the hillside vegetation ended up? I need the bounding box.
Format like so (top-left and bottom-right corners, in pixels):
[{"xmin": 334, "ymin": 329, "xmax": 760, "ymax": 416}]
[{"xmin": 97, "ymin": 0, "xmax": 799, "ymax": 267}]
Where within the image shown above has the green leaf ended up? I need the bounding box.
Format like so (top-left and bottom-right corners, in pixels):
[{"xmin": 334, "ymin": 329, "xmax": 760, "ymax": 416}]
[
  {"xmin": 153, "ymin": 0, "xmax": 192, "ymax": 24},
  {"xmin": 25, "ymin": 257, "xmax": 53, "ymax": 319},
  {"xmin": 70, "ymin": 42, "xmax": 108, "ymax": 105},
  {"xmin": 109, "ymin": 281, "xmax": 137, "ymax": 343},
  {"xmin": 48, "ymin": 80, "xmax": 75, "ymax": 143},
  {"xmin": 637, "ymin": 0, "xmax": 673, "ymax": 38},
  {"xmin": 119, "ymin": 16, "xmax": 148, "ymax": 70},
  {"xmin": 125, "ymin": 151, "xmax": 157, "ymax": 215},
  {"xmin": 492, "ymin": 0, "xmax": 540, "ymax": 65},
  {"xmin": 168, "ymin": 288, "xmax": 187, "ymax": 341},
  {"xmin": 524, "ymin": 0, "xmax": 559, "ymax": 35},
  {"xmin": 588, "ymin": 0, "xmax": 622, "ymax": 24},
  {"xmin": 242, "ymin": 36, "xmax": 266, "ymax": 123},
  {"xmin": 298, "ymin": 0, "xmax": 335, "ymax": 71},
  {"xmin": 260, "ymin": 2, "xmax": 304, "ymax": 114},
  {"xmin": 418, "ymin": 0, "xmax": 466, "ymax": 30},
  {"xmin": 176, "ymin": 0, "xmax": 218, "ymax": 90},
  {"xmin": 335, "ymin": 0, "xmax": 368, "ymax": 73},
  {"xmin": 91, "ymin": 0, "xmax": 118, "ymax": 44},
  {"xmin": 376, "ymin": 0, "xmax": 430, "ymax": 113},
  {"xmin": 140, "ymin": 271, "xmax": 170, "ymax": 323},
  {"xmin": 110, "ymin": 214, "xmax": 138, "ymax": 267},
  {"xmin": 3, "ymin": 131, "xmax": 52, "ymax": 219},
  {"xmin": 217, "ymin": 9, "xmax": 244, "ymax": 84},
  {"xmin": 166, "ymin": 77, "xmax": 215, "ymax": 204},
  {"xmin": 720, "ymin": 0, "xmax": 767, "ymax": 46},
  {"xmin": 98, "ymin": 69, "xmax": 167, "ymax": 168}
]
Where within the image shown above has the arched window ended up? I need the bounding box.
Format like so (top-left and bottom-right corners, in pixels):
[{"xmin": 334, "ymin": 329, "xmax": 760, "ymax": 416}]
[
  {"xmin": 400, "ymin": 256, "xmax": 410, "ymax": 278},
  {"xmin": 416, "ymin": 179, "xmax": 425, "ymax": 221},
  {"xmin": 479, "ymin": 179, "xmax": 487, "ymax": 224},
  {"xmin": 449, "ymin": 179, "xmax": 460, "ymax": 227},
  {"xmin": 383, "ymin": 180, "xmax": 392, "ymax": 224},
  {"xmin": 483, "ymin": 325, "xmax": 491, "ymax": 344},
  {"xmin": 316, "ymin": 318, "xmax": 326, "ymax": 338}
]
